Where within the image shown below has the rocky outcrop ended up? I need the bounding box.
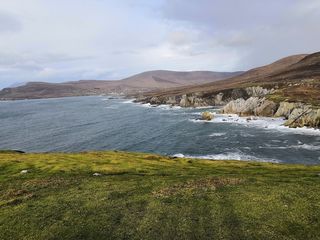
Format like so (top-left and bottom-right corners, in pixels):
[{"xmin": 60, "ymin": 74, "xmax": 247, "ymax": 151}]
[
  {"xmin": 179, "ymin": 95, "xmax": 191, "ymax": 107},
  {"xmin": 138, "ymin": 86, "xmax": 273, "ymax": 108},
  {"xmin": 149, "ymin": 96, "xmax": 162, "ymax": 105},
  {"xmin": 223, "ymin": 98, "xmax": 320, "ymax": 128},
  {"xmin": 214, "ymin": 93, "xmax": 225, "ymax": 105},
  {"xmin": 284, "ymin": 107, "xmax": 320, "ymax": 128},
  {"xmin": 274, "ymin": 102, "xmax": 302, "ymax": 119},
  {"xmin": 166, "ymin": 96, "xmax": 178, "ymax": 105},
  {"xmin": 222, "ymin": 97, "xmax": 278, "ymax": 117},
  {"xmin": 254, "ymin": 99, "xmax": 278, "ymax": 116},
  {"xmin": 179, "ymin": 94, "xmax": 210, "ymax": 107},
  {"xmin": 136, "ymin": 85, "xmax": 319, "ymax": 129},
  {"xmin": 245, "ymin": 86, "xmax": 274, "ymax": 97}
]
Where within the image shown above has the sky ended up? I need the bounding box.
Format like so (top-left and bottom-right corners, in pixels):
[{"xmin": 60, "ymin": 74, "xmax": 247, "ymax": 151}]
[{"xmin": 0, "ymin": 0, "xmax": 319, "ymax": 88}]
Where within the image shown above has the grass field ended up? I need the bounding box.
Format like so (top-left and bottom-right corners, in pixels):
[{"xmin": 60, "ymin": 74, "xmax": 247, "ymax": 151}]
[{"xmin": 1, "ymin": 151, "xmax": 320, "ymax": 240}]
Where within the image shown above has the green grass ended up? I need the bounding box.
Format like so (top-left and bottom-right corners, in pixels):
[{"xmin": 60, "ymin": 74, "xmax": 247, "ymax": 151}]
[{"xmin": 1, "ymin": 151, "xmax": 320, "ymax": 240}]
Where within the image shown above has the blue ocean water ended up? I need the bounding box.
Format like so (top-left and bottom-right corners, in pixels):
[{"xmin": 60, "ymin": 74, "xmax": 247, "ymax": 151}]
[{"xmin": 0, "ymin": 96, "xmax": 319, "ymax": 164}]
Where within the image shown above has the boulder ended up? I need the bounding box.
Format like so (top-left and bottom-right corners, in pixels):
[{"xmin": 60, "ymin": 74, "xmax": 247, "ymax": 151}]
[
  {"xmin": 201, "ymin": 111, "xmax": 213, "ymax": 121},
  {"xmin": 222, "ymin": 98, "xmax": 246, "ymax": 115},
  {"xmin": 241, "ymin": 97, "xmax": 263, "ymax": 116},
  {"xmin": 254, "ymin": 100, "xmax": 278, "ymax": 117}
]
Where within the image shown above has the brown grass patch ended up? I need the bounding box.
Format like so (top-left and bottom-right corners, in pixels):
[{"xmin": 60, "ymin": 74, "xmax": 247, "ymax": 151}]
[
  {"xmin": 22, "ymin": 177, "xmax": 70, "ymax": 189},
  {"xmin": 1, "ymin": 189, "xmax": 35, "ymax": 207},
  {"xmin": 153, "ymin": 177, "xmax": 243, "ymax": 198}
]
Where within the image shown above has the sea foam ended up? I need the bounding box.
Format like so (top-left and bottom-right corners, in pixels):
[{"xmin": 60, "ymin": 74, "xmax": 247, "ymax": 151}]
[{"xmin": 172, "ymin": 152, "xmax": 280, "ymax": 163}]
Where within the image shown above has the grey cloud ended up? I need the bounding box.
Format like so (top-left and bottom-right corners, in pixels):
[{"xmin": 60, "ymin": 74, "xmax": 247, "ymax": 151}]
[
  {"xmin": 111, "ymin": 50, "xmax": 139, "ymax": 55},
  {"xmin": 0, "ymin": 11, "xmax": 22, "ymax": 33},
  {"xmin": 0, "ymin": 52, "xmax": 93, "ymax": 67},
  {"xmin": 161, "ymin": 0, "xmax": 320, "ymax": 69},
  {"xmin": 162, "ymin": 0, "xmax": 297, "ymax": 30},
  {"xmin": 0, "ymin": 0, "xmax": 319, "ymax": 89}
]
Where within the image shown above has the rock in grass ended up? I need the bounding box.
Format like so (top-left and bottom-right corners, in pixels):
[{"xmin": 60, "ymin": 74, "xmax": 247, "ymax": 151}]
[
  {"xmin": 93, "ymin": 173, "xmax": 102, "ymax": 176},
  {"xmin": 20, "ymin": 170, "xmax": 28, "ymax": 174},
  {"xmin": 201, "ymin": 111, "xmax": 213, "ymax": 121}
]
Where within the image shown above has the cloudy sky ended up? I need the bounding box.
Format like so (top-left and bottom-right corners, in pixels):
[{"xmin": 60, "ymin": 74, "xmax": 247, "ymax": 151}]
[{"xmin": 0, "ymin": 0, "xmax": 319, "ymax": 88}]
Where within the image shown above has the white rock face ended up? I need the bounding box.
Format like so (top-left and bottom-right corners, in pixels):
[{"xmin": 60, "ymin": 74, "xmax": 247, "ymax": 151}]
[
  {"xmin": 214, "ymin": 93, "xmax": 225, "ymax": 105},
  {"xmin": 179, "ymin": 94, "xmax": 208, "ymax": 107},
  {"xmin": 165, "ymin": 96, "xmax": 177, "ymax": 105},
  {"xmin": 222, "ymin": 97, "xmax": 277, "ymax": 117},
  {"xmin": 274, "ymin": 102, "xmax": 302, "ymax": 118},
  {"xmin": 179, "ymin": 95, "xmax": 190, "ymax": 107},
  {"xmin": 246, "ymin": 86, "xmax": 274, "ymax": 97},
  {"xmin": 285, "ymin": 106, "xmax": 320, "ymax": 128},
  {"xmin": 222, "ymin": 98, "xmax": 246, "ymax": 115}
]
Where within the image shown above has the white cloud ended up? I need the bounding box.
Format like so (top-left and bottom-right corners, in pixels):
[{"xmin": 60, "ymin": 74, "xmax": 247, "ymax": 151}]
[{"xmin": 0, "ymin": 0, "xmax": 319, "ymax": 88}]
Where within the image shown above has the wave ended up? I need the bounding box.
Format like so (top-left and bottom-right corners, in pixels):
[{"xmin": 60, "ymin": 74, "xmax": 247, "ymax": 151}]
[
  {"xmin": 172, "ymin": 152, "xmax": 280, "ymax": 163},
  {"xmin": 209, "ymin": 132, "xmax": 227, "ymax": 137},
  {"xmin": 189, "ymin": 113, "xmax": 320, "ymax": 136},
  {"xmin": 121, "ymin": 99, "xmax": 135, "ymax": 104},
  {"xmin": 259, "ymin": 144, "xmax": 320, "ymax": 151},
  {"xmin": 292, "ymin": 144, "xmax": 320, "ymax": 150},
  {"xmin": 157, "ymin": 104, "xmax": 182, "ymax": 110}
]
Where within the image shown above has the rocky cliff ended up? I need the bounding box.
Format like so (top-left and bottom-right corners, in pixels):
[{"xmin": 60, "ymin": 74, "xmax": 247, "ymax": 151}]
[
  {"xmin": 222, "ymin": 88, "xmax": 320, "ymax": 128},
  {"xmin": 136, "ymin": 86, "xmax": 320, "ymax": 129},
  {"xmin": 136, "ymin": 86, "xmax": 273, "ymax": 108}
]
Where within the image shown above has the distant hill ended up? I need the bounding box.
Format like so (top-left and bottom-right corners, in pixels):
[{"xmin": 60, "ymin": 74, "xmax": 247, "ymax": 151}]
[
  {"xmin": 0, "ymin": 70, "xmax": 242, "ymax": 100},
  {"xmin": 140, "ymin": 52, "xmax": 320, "ymax": 104}
]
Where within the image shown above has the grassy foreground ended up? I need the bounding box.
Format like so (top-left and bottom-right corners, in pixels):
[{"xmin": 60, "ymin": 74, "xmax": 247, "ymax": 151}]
[{"xmin": 1, "ymin": 151, "xmax": 320, "ymax": 240}]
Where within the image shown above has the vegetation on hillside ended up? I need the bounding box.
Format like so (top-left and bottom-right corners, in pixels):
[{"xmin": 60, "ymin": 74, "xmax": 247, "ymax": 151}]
[{"xmin": 1, "ymin": 151, "xmax": 320, "ymax": 239}]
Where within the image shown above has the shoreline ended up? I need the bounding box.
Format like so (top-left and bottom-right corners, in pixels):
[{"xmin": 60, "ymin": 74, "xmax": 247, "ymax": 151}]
[
  {"xmin": 128, "ymin": 99, "xmax": 320, "ymax": 134},
  {"xmin": 0, "ymin": 149, "xmax": 318, "ymax": 166}
]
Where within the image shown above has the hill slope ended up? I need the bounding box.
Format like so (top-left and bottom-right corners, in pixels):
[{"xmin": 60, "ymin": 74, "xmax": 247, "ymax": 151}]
[
  {"xmin": 140, "ymin": 52, "xmax": 320, "ymax": 104},
  {"xmin": 0, "ymin": 70, "xmax": 241, "ymax": 100},
  {"xmin": 140, "ymin": 54, "xmax": 309, "ymax": 97},
  {"xmin": 1, "ymin": 151, "xmax": 320, "ymax": 239}
]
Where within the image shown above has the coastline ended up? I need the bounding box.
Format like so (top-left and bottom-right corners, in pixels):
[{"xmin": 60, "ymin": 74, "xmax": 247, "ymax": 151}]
[
  {"xmin": 134, "ymin": 85, "xmax": 320, "ymax": 130},
  {"xmin": 130, "ymin": 98, "xmax": 320, "ymax": 134}
]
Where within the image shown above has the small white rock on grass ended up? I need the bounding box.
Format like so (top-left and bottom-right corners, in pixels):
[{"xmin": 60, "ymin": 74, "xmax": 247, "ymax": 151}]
[
  {"xmin": 20, "ymin": 170, "xmax": 28, "ymax": 174},
  {"xmin": 93, "ymin": 173, "xmax": 102, "ymax": 176}
]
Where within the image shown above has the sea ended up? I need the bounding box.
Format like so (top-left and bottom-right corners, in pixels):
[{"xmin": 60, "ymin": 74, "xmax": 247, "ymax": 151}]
[{"xmin": 0, "ymin": 96, "xmax": 320, "ymax": 164}]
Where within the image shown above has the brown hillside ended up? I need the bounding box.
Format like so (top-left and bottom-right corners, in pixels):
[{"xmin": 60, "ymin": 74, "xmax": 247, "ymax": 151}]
[{"xmin": 0, "ymin": 70, "xmax": 241, "ymax": 100}]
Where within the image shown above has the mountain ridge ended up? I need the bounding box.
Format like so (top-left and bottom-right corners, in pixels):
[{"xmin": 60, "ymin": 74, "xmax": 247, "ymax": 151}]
[{"xmin": 0, "ymin": 70, "xmax": 242, "ymax": 100}]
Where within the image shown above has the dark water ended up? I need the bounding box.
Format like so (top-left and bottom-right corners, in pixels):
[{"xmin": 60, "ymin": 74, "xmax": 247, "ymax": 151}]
[{"xmin": 0, "ymin": 96, "xmax": 319, "ymax": 164}]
